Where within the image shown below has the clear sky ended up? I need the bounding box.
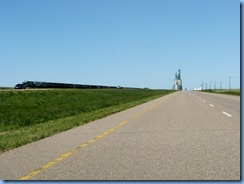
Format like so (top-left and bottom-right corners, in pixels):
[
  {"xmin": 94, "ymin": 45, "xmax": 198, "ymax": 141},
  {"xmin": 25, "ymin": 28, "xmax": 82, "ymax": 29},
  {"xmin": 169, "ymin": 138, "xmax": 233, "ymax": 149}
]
[{"xmin": 0, "ymin": 0, "xmax": 240, "ymax": 90}]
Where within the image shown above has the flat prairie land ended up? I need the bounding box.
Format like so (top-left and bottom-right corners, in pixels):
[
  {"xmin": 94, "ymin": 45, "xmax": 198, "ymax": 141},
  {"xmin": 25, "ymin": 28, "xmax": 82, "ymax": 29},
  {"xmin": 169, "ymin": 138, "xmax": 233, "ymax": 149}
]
[
  {"xmin": 202, "ymin": 89, "xmax": 240, "ymax": 96},
  {"xmin": 0, "ymin": 89, "xmax": 174, "ymax": 152}
]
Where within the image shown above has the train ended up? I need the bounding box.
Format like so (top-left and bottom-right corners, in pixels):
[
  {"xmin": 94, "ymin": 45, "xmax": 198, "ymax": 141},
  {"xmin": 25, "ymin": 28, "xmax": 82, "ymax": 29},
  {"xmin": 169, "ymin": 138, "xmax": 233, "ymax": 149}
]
[{"xmin": 14, "ymin": 81, "xmax": 140, "ymax": 90}]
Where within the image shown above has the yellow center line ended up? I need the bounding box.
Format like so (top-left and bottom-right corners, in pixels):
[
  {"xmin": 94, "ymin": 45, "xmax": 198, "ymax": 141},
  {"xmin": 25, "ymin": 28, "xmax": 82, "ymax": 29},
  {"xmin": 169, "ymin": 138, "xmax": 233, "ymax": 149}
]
[{"xmin": 19, "ymin": 93, "xmax": 173, "ymax": 180}]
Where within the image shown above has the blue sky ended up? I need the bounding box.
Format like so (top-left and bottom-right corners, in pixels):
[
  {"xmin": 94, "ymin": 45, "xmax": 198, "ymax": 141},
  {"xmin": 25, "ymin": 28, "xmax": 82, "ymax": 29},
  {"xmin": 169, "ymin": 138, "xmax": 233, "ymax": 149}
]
[{"xmin": 0, "ymin": 0, "xmax": 240, "ymax": 89}]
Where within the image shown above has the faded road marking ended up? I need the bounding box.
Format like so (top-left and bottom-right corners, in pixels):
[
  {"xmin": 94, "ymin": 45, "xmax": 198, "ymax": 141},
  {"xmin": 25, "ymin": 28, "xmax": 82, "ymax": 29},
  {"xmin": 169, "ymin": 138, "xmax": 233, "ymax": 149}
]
[{"xmin": 209, "ymin": 104, "xmax": 214, "ymax": 107}]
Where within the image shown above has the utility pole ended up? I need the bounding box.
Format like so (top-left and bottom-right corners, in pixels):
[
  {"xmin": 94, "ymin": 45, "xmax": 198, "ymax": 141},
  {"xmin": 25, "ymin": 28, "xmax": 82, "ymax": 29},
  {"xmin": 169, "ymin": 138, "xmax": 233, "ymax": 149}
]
[
  {"xmin": 205, "ymin": 83, "xmax": 207, "ymax": 90},
  {"xmin": 214, "ymin": 82, "xmax": 216, "ymax": 91},
  {"xmin": 209, "ymin": 81, "xmax": 211, "ymax": 90},
  {"xmin": 229, "ymin": 77, "xmax": 231, "ymax": 92}
]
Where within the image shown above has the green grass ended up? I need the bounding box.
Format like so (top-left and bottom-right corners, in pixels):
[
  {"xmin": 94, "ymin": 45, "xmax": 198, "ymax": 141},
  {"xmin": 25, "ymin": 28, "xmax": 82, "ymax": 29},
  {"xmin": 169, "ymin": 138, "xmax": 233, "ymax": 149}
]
[
  {"xmin": 0, "ymin": 89, "xmax": 174, "ymax": 152},
  {"xmin": 202, "ymin": 89, "xmax": 240, "ymax": 96}
]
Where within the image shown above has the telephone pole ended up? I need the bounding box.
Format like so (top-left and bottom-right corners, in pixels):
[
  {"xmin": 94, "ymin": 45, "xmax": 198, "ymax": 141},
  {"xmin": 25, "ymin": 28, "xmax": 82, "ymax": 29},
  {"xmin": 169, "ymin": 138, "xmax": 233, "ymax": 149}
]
[{"xmin": 229, "ymin": 77, "xmax": 231, "ymax": 92}]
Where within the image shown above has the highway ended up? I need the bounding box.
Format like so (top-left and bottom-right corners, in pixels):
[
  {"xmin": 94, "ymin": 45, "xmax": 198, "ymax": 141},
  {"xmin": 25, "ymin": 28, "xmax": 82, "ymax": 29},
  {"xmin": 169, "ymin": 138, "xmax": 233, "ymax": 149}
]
[{"xmin": 0, "ymin": 91, "xmax": 240, "ymax": 180}]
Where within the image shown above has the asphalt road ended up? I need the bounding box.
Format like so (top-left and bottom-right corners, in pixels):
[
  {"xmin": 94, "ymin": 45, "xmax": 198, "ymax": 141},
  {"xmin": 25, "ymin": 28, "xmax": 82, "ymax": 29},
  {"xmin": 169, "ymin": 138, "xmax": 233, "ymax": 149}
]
[{"xmin": 0, "ymin": 91, "xmax": 240, "ymax": 180}]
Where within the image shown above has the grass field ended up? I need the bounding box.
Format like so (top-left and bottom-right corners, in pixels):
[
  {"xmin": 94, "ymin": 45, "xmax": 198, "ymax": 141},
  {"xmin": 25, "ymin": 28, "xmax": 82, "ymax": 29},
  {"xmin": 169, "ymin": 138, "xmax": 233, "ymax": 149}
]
[
  {"xmin": 0, "ymin": 89, "xmax": 174, "ymax": 152},
  {"xmin": 202, "ymin": 89, "xmax": 240, "ymax": 96}
]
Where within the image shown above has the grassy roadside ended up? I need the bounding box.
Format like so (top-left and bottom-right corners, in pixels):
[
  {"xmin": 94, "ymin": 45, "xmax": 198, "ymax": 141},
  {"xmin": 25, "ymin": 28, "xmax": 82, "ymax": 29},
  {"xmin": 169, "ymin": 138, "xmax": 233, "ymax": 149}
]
[
  {"xmin": 0, "ymin": 89, "xmax": 174, "ymax": 152},
  {"xmin": 201, "ymin": 89, "xmax": 240, "ymax": 96}
]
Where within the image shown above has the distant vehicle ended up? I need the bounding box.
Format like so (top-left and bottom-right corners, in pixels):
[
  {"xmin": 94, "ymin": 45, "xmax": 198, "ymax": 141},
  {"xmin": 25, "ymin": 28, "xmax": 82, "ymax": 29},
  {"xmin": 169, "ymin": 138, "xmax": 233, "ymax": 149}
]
[{"xmin": 14, "ymin": 84, "xmax": 25, "ymax": 89}]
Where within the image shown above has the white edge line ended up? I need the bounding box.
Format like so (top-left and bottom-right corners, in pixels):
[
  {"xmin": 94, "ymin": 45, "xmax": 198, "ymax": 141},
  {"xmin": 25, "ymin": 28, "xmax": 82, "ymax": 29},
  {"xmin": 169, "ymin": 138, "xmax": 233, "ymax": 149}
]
[
  {"xmin": 209, "ymin": 104, "xmax": 214, "ymax": 107},
  {"xmin": 222, "ymin": 111, "xmax": 232, "ymax": 117}
]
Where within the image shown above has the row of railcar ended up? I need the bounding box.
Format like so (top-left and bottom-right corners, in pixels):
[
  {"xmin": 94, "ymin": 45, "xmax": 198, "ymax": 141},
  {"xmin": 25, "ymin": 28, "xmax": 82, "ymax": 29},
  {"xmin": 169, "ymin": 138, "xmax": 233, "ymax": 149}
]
[{"xmin": 14, "ymin": 81, "xmax": 140, "ymax": 89}]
